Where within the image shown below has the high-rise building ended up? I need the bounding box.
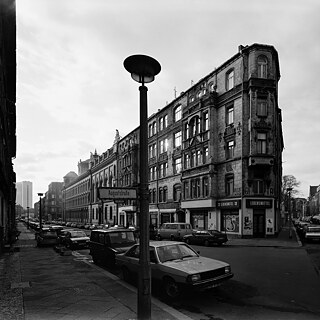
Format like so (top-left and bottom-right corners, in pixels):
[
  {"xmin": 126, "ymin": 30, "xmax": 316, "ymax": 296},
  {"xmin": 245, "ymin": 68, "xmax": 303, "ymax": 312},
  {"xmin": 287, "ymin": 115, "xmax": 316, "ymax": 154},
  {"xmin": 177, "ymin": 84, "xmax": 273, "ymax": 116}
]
[{"xmin": 16, "ymin": 181, "xmax": 33, "ymax": 209}]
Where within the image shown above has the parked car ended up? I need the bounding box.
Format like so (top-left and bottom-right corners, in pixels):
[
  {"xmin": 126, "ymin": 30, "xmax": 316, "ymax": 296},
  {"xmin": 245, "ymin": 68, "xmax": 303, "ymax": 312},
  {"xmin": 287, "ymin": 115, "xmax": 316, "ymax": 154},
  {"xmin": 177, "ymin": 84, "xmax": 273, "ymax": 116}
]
[
  {"xmin": 57, "ymin": 229, "xmax": 74, "ymax": 245},
  {"xmin": 64, "ymin": 230, "xmax": 90, "ymax": 249},
  {"xmin": 183, "ymin": 230, "xmax": 228, "ymax": 246},
  {"xmin": 157, "ymin": 223, "xmax": 193, "ymax": 241},
  {"xmin": 303, "ymin": 225, "xmax": 320, "ymax": 242},
  {"xmin": 36, "ymin": 228, "xmax": 59, "ymax": 247},
  {"xmin": 89, "ymin": 229, "xmax": 136, "ymax": 267},
  {"xmin": 116, "ymin": 241, "xmax": 233, "ymax": 299}
]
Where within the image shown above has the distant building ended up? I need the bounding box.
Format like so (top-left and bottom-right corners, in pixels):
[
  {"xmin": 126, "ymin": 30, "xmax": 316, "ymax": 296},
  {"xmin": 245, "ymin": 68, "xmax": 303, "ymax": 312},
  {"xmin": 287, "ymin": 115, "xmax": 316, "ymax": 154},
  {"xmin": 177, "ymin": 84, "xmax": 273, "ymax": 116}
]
[
  {"xmin": 0, "ymin": 0, "xmax": 16, "ymax": 253},
  {"xmin": 44, "ymin": 182, "xmax": 63, "ymax": 221},
  {"xmin": 16, "ymin": 181, "xmax": 33, "ymax": 209},
  {"xmin": 62, "ymin": 43, "xmax": 283, "ymax": 238}
]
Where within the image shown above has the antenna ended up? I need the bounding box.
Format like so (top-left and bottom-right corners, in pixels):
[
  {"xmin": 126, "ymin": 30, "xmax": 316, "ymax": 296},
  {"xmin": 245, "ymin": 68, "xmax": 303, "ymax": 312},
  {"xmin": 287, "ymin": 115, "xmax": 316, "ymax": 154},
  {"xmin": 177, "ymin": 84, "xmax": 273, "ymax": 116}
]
[
  {"xmin": 174, "ymin": 87, "xmax": 177, "ymax": 99},
  {"xmin": 191, "ymin": 80, "xmax": 194, "ymax": 86}
]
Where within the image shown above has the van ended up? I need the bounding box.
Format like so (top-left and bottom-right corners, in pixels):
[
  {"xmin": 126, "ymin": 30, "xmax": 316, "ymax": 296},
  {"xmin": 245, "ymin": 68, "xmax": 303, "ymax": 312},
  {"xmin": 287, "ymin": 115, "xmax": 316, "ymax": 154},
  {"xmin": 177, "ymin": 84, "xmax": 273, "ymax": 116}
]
[
  {"xmin": 157, "ymin": 223, "xmax": 193, "ymax": 241},
  {"xmin": 89, "ymin": 229, "xmax": 136, "ymax": 267}
]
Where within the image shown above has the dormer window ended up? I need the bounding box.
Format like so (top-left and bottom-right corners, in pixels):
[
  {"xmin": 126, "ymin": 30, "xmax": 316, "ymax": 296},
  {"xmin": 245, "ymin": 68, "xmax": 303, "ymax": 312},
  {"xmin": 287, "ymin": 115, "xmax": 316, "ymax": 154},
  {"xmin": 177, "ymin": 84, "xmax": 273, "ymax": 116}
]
[
  {"xmin": 257, "ymin": 55, "xmax": 268, "ymax": 78},
  {"xmin": 226, "ymin": 69, "xmax": 234, "ymax": 90}
]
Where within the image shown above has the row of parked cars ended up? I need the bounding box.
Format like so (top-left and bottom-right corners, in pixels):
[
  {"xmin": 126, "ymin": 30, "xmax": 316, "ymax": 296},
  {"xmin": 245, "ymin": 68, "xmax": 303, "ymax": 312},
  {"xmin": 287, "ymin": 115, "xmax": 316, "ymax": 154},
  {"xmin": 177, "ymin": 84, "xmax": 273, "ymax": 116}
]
[
  {"xmin": 23, "ymin": 219, "xmax": 233, "ymax": 299},
  {"xmin": 89, "ymin": 225, "xmax": 233, "ymax": 299},
  {"xmin": 294, "ymin": 215, "xmax": 320, "ymax": 243}
]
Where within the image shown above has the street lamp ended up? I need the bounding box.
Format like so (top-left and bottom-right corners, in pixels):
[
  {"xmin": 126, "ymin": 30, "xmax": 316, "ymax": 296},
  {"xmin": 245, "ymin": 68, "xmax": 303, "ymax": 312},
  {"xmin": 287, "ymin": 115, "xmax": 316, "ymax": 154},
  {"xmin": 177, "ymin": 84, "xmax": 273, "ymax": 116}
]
[
  {"xmin": 27, "ymin": 206, "xmax": 30, "ymax": 229},
  {"xmin": 124, "ymin": 54, "xmax": 161, "ymax": 320},
  {"xmin": 38, "ymin": 193, "xmax": 44, "ymax": 229},
  {"xmin": 287, "ymin": 187, "xmax": 293, "ymax": 239}
]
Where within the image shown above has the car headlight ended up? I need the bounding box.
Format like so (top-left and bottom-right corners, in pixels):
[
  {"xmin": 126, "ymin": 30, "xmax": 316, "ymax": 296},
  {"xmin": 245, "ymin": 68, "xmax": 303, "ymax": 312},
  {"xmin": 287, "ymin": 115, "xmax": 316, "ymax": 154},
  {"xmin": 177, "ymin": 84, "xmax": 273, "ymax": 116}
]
[
  {"xmin": 225, "ymin": 266, "xmax": 231, "ymax": 274},
  {"xmin": 188, "ymin": 274, "xmax": 201, "ymax": 283}
]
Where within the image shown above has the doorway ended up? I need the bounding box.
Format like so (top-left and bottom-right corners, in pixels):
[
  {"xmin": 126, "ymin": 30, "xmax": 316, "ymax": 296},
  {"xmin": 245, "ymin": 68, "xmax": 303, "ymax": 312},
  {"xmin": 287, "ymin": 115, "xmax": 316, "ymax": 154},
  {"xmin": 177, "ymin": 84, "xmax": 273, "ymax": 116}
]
[{"xmin": 253, "ymin": 209, "xmax": 265, "ymax": 237}]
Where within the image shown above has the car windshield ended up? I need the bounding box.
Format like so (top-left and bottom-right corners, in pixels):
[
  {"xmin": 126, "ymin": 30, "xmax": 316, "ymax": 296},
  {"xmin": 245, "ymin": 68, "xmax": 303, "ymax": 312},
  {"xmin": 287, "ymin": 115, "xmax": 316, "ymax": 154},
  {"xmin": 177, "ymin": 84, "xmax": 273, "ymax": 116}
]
[
  {"xmin": 109, "ymin": 232, "xmax": 135, "ymax": 244},
  {"xmin": 156, "ymin": 243, "xmax": 198, "ymax": 263},
  {"xmin": 70, "ymin": 231, "xmax": 87, "ymax": 238}
]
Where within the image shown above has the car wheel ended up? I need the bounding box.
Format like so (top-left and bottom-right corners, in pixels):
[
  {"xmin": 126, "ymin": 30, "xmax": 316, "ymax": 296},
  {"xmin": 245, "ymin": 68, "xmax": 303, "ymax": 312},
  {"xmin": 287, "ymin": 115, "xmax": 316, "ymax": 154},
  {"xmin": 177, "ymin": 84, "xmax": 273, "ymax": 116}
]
[
  {"xmin": 163, "ymin": 277, "xmax": 181, "ymax": 299},
  {"xmin": 186, "ymin": 238, "xmax": 191, "ymax": 245},
  {"xmin": 170, "ymin": 235, "xmax": 175, "ymax": 241},
  {"xmin": 120, "ymin": 267, "xmax": 131, "ymax": 282},
  {"xmin": 157, "ymin": 235, "xmax": 162, "ymax": 241},
  {"xmin": 204, "ymin": 240, "xmax": 210, "ymax": 247},
  {"xmin": 217, "ymin": 242, "xmax": 223, "ymax": 246},
  {"xmin": 92, "ymin": 256, "xmax": 99, "ymax": 264}
]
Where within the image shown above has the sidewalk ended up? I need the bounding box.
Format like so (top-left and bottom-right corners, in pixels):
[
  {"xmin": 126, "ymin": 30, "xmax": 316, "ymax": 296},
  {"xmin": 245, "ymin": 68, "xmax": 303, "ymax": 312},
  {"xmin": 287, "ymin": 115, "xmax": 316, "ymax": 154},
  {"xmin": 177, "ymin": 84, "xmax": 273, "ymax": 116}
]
[
  {"xmin": 0, "ymin": 223, "xmax": 302, "ymax": 320},
  {"xmin": 227, "ymin": 224, "xmax": 302, "ymax": 248},
  {"xmin": 0, "ymin": 223, "xmax": 192, "ymax": 320}
]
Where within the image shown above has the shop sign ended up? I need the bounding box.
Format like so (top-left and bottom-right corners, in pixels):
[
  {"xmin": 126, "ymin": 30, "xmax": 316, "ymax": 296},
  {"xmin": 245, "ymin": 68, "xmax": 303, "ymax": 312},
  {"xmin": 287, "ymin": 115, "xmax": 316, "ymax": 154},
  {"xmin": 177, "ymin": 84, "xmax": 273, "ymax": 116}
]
[
  {"xmin": 246, "ymin": 199, "xmax": 272, "ymax": 208},
  {"xmin": 98, "ymin": 187, "xmax": 137, "ymax": 200},
  {"xmin": 217, "ymin": 200, "xmax": 241, "ymax": 209}
]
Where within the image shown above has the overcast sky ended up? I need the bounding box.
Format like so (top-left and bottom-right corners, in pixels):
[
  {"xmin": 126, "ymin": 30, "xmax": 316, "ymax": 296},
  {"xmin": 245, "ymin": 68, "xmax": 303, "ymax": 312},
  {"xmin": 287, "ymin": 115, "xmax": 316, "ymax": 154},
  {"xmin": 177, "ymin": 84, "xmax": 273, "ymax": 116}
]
[{"xmin": 15, "ymin": 0, "xmax": 320, "ymax": 205}]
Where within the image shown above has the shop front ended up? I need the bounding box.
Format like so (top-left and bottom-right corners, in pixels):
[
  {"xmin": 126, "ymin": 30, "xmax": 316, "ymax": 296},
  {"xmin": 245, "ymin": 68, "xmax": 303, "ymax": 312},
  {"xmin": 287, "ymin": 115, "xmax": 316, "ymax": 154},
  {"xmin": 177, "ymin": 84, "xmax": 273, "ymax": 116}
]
[
  {"xmin": 217, "ymin": 199, "xmax": 241, "ymax": 237},
  {"xmin": 243, "ymin": 199, "xmax": 274, "ymax": 238}
]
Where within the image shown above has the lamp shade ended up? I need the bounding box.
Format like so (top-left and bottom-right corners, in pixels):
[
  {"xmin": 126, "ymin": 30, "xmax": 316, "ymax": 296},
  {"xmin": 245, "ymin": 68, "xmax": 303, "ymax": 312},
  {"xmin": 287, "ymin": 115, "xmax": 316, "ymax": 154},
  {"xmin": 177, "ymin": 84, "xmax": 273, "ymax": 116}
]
[{"xmin": 124, "ymin": 54, "xmax": 161, "ymax": 84}]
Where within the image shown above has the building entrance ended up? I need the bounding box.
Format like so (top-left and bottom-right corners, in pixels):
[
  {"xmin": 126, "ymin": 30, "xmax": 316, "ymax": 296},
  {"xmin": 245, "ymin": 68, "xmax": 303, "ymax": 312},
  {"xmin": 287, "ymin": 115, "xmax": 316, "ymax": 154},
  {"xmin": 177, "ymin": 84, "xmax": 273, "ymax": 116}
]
[{"xmin": 253, "ymin": 209, "xmax": 265, "ymax": 237}]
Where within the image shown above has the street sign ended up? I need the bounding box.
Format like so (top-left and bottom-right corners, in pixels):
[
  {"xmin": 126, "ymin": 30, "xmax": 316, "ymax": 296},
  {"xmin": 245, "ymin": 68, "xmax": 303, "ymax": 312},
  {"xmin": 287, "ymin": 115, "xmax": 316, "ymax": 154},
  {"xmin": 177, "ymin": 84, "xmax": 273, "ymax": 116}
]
[{"xmin": 98, "ymin": 187, "xmax": 137, "ymax": 200}]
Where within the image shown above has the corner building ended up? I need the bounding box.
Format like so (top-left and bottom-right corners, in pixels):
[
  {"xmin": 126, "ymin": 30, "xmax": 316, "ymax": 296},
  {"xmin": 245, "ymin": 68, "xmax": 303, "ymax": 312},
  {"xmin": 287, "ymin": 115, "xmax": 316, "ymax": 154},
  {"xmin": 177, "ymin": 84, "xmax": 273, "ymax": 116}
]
[
  {"xmin": 62, "ymin": 43, "xmax": 283, "ymax": 238},
  {"xmin": 149, "ymin": 43, "xmax": 283, "ymax": 238}
]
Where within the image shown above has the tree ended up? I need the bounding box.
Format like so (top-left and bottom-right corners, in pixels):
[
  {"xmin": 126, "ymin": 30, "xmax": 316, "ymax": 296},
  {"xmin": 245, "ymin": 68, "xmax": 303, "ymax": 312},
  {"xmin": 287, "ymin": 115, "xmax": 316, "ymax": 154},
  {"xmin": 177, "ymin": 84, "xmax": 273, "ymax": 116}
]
[{"xmin": 281, "ymin": 175, "xmax": 301, "ymax": 212}]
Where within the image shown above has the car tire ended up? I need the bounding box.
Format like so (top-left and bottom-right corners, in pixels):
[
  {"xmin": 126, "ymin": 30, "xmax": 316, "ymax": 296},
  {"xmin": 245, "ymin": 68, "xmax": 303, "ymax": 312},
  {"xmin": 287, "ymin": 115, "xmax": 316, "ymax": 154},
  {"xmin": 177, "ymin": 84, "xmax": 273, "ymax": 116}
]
[
  {"xmin": 157, "ymin": 235, "xmax": 162, "ymax": 241},
  {"xmin": 186, "ymin": 238, "xmax": 191, "ymax": 245},
  {"xmin": 204, "ymin": 240, "xmax": 210, "ymax": 247},
  {"xmin": 163, "ymin": 277, "xmax": 181, "ymax": 299},
  {"xmin": 170, "ymin": 235, "xmax": 175, "ymax": 241},
  {"xmin": 92, "ymin": 256, "xmax": 99, "ymax": 264},
  {"xmin": 120, "ymin": 267, "xmax": 131, "ymax": 282}
]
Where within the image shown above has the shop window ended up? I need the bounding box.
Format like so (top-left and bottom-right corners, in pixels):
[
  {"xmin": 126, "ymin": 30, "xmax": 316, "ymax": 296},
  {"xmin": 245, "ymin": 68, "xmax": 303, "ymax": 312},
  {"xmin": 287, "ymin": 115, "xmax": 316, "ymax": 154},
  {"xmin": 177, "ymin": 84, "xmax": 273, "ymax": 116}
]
[{"xmin": 221, "ymin": 211, "xmax": 240, "ymax": 232}]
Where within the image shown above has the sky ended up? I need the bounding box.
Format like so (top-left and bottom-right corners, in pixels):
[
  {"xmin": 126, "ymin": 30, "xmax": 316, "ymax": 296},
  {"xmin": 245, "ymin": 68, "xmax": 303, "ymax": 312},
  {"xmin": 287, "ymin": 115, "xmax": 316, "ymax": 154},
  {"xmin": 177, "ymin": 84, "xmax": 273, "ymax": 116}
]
[{"xmin": 14, "ymin": 0, "xmax": 320, "ymax": 205}]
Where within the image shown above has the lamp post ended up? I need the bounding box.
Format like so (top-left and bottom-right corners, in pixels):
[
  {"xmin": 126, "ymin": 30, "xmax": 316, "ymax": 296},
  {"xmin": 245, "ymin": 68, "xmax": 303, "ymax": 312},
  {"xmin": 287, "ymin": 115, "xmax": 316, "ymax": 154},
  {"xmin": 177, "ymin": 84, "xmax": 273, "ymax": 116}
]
[
  {"xmin": 38, "ymin": 193, "xmax": 44, "ymax": 229},
  {"xmin": 124, "ymin": 54, "xmax": 161, "ymax": 320},
  {"xmin": 287, "ymin": 187, "xmax": 293, "ymax": 239},
  {"xmin": 27, "ymin": 206, "xmax": 30, "ymax": 229}
]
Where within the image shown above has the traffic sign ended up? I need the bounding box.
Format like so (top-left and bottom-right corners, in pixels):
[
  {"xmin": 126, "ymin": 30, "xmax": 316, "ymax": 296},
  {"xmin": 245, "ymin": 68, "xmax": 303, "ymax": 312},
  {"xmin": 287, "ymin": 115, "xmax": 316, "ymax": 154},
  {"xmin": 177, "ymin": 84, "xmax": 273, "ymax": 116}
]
[{"xmin": 98, "ymin": 187, "xmax": 137, "ymax": 200}]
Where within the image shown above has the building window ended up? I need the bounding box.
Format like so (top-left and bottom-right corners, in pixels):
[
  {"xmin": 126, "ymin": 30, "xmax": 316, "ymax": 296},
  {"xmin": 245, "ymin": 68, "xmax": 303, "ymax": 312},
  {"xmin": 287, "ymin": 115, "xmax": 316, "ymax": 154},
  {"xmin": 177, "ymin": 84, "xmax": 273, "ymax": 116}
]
[
  {"xmin": 203, "ymin": 147, "xmax": 209, "ymax": 163},
  {"xmin": 164, "ymin": 115, "xmax": 168, "ymax": 129},
  {"xmin": 191, "ymin": 151, "xmax": 196, "ymax": 167},
  {"xmin": 197, "ymin": 150, "xmax": 202, "ymax": 165},
  {"xmin": 226, "ymin": 140, "xmax": 235, "ymax": 159},
  {"xmin": 184, "ymin": 123, "xmax": 189, "ymax": 140},
  {"xmin": 226, "ymin": 175, "xmax": 234, "ymax": 196},
  {"xmin": 173, "ymin": 184, "xmax": 181, "ymax": 202},
  {"xmin": 257, "ymin": 132, "xmax": 267, "ymax": 154},
  {"xmin": 257, "ymin": 100, "xmax": 267, "ymax": 117},
  {"xmin": 159, "ymin": 188, "xmax": 163, "ymax": 202},
  {"xmin": 159, "ymin": 138, "xmax": 168, "ymax": 153},
  {"xmin": 203, "ymin": 177, "xmax": 209, "ymax": 197},
  {"xmin": 174, "ymin": 131, "xmax": 182, "ymax": 148},
  {"xmin": 184, "ymin": 181, "xmax": 189, "ymax": 199},
  {"xmin": 159, "ymin": 117, "xmax": 163, "ymax": 131},
  {"xmin": 184, "ymin": 154, "xmax": 190, "ymax": 169},
  {"xmin": 257, "ymin": 55, "xmax": 268, "ymax": 78},
  {"xmin": 226, "ymin": 69, "xmax": 234, "ymax": 90},
  {"xmin": 253, "ymin": 179, "xmax": 265, "ymax": 194},
  {"xmin": 174, "ymin": 105, "xmax": 182, "ymax": 122},
  {"xmin": 109, "ymin": 206, "xmax": 113, "ymax": 220},
  {"xmin": 163, "ymin": 187, "xmax": 168, "ymax": 202},
  {"xmin": 226, "ymin": 106, "xmax": 234, "ymax": 126},
  {"xmin": 191, "ymin": 179, "xmax": 200, "ymax": 198},
  {"xmin": 153, "ymin": 189, "xmax": 157, "ymax": 203},
  {"xmin": 159, "ymin": 162, "xmax": 168, "ymax": 178},
  {"xmin": 173, "ymin": 157, "xmax": 182, "ymax": 174},
  {"xmin": 203, "ymin": 112, "xmax": 209, "ymax": 131}
]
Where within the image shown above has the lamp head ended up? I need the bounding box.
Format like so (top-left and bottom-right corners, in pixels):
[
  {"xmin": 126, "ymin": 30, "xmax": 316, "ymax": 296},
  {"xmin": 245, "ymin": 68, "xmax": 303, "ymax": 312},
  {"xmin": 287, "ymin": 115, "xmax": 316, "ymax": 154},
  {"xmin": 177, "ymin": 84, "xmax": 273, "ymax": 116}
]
[{"xmin": 124, "ymin": 54, "xmax": 161, "ymax": 84}]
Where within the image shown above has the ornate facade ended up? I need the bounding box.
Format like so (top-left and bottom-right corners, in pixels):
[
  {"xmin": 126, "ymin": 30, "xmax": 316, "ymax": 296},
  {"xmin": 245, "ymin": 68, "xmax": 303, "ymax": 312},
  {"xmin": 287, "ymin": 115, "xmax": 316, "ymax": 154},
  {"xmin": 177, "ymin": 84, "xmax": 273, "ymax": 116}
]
[{"xmin": 62, "ymin": 43, "xmax": 283, "ymax": 238}]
